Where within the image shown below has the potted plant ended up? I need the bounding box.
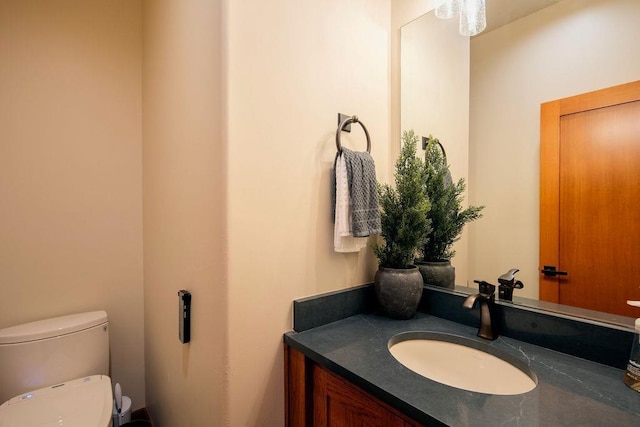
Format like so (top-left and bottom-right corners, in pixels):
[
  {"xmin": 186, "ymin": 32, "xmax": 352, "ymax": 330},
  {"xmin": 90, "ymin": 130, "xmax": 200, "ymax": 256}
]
[
  {"xmin": 372, "ymin": 130, "xmax": 431, "ymax": 319},
  {"xmin": 416, "ymin": 135, "xmax": 484, "ymax": 288}
]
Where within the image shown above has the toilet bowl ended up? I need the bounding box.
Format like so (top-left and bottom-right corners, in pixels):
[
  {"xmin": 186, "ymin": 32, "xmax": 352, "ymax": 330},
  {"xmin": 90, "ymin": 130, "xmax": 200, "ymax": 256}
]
[
  {"xmin": 0, "ymin": 311, "xmax": 113, "ymax": 427},
  {"xmin": 0, "ymin": 375, "xmax": 113, "ymax": 427}
]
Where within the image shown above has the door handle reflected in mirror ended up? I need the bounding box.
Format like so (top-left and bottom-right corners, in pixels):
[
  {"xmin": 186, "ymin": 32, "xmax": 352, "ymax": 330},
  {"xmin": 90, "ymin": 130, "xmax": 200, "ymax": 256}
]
[{"xmin": 541, "ymin": 266, "xmax": 568, "ymax": 277}]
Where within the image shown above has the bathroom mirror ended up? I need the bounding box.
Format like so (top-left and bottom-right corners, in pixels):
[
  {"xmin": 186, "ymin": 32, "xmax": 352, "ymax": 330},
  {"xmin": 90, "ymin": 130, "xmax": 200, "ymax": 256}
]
[{"xmin": 401, "ymin": 0, "xmax": 640, "ymax": 323}]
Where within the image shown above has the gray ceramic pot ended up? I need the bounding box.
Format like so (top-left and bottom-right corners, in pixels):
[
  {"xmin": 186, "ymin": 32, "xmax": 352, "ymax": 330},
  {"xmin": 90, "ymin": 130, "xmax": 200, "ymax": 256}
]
[
  {"xmin": 416, "ymin": 260, "xmax": 455, "ymax": 289},
  {"xmin": 374, "ymin": 266, "xmax": 423, "ymax": 319}
]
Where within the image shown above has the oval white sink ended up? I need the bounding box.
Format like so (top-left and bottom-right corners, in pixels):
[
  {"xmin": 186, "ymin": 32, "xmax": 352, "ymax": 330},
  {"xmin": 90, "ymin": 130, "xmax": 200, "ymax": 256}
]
[{"xmin": 389, "ymin": 332, "xmax": 537, "ymax": 395}]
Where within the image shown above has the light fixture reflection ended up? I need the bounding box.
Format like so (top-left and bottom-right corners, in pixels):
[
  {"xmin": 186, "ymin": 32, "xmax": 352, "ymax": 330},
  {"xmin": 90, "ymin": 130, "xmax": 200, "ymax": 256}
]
[
  {"xmin": 459, "ymin": 0, "xmax": 487, "ymax": 37},
  {"xmin": 435, "ymin": 0, "xmax": 461, "ymax": 20}
]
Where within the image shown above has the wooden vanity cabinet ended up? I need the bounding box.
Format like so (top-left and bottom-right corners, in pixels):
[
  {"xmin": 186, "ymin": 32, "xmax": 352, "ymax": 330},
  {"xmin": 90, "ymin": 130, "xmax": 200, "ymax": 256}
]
[{"xmin": 285, "ymin": 345, "xmax": 422, "ymax": 427}]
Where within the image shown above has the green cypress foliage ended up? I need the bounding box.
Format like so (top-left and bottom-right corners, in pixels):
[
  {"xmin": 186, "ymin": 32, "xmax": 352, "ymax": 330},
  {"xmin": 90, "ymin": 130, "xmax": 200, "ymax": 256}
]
[
  {"xmin": 421, "ymin": 135, "xmax": 484, "ymax": 261},
  {"xmin": 373, "ymin": 130, "xmax": 432, "ymax": 268}
]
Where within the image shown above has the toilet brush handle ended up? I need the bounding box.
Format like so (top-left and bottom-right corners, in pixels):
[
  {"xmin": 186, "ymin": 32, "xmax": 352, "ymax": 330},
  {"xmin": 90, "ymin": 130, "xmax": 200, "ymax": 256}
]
[{"xmin": 114, "ymin": 383, "xmax": 122, "ymax": 413}]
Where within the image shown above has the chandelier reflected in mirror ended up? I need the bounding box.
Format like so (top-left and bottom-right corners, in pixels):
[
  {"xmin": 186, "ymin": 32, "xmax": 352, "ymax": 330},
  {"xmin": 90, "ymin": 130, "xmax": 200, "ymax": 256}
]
[{"xmin": 436, "ymin": 0, "xmax": 487, "ymax": 37}]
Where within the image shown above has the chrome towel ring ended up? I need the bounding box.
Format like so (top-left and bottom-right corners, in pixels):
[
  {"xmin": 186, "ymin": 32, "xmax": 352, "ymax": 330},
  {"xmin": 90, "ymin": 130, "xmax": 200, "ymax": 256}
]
[{"xmin": 336, "ymin": 115, "xmax": 371, "ymax": 154}]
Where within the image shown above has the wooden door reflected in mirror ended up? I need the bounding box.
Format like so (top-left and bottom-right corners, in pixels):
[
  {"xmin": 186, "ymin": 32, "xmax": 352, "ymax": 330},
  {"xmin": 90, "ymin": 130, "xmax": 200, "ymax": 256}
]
[{"xmin": 540, "ymin": 80, "xmax": 640, "ymax": 317}]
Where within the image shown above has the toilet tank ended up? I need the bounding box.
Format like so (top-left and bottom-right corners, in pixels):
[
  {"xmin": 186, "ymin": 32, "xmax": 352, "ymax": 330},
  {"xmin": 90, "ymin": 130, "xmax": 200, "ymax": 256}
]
[{"xmin": 0, "ymin": 311, "xmax": 109, "ymax": 404}]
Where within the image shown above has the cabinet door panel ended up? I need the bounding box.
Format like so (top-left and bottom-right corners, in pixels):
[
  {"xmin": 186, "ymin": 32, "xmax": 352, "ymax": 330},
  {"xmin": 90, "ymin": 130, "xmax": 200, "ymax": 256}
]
[
  {"xmin": 313, "ymin": 365, "xmax": 412, "ymax": 427},
  {"xmin": 285, "ymin": 346, "xmax": 420, "ymax": 427}
]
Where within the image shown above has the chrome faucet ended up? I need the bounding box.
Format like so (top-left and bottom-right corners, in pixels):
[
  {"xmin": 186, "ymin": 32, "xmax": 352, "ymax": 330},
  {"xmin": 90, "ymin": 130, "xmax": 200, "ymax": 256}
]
[{"xmin": 463, "ymin": 280, "xmax": 499, "ymax": 340}]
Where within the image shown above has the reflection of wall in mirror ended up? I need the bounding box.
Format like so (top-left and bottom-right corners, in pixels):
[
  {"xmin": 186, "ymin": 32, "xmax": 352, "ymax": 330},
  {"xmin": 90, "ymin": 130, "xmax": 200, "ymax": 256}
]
[
  {"xmin": 401, "ymin": 10, "xmax": 471, "ymax": 285},
  {"xmin": 468, "ymin": 0, "xmax": 640, "ymax": 300}
]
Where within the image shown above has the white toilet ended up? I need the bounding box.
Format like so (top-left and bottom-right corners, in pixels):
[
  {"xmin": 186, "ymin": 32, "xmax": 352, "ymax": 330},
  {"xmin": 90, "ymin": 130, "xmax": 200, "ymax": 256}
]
[{"xmin": 0, "ymin": 311, "xmax": 113, "ymax": 427}]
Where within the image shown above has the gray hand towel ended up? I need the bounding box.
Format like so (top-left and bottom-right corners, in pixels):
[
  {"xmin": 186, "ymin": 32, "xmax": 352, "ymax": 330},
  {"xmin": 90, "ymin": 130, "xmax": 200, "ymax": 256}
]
[{"xmin": 341, "ymin": 148, "xmax": 381, "ymax": 237}]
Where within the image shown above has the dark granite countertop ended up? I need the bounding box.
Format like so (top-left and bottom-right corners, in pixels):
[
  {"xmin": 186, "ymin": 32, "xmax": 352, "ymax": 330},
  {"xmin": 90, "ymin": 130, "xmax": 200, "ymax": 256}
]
[{"xmin": 284, "ymin": 312, "xmax": 640, "ymax": 426}]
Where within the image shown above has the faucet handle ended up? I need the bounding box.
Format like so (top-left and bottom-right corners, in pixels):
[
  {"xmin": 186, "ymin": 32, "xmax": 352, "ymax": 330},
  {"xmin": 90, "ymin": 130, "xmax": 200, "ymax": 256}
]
[
  {"xmin": 473, "ymin": 280, "xmax": 496, "ymax": 297},
  {"xmin": 498, "ymin": 268, "xmax": 520, "ymax": 286},
  {"xmin": 497, "ymin": 269, "xmax": 524, "ymax": 301}
]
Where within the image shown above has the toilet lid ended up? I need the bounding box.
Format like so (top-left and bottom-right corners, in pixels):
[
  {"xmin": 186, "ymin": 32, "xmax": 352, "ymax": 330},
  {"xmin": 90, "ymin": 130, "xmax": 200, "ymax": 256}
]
[{"xmin": 0, "ymin": 375, "xmax": 112, "ymax": 427}]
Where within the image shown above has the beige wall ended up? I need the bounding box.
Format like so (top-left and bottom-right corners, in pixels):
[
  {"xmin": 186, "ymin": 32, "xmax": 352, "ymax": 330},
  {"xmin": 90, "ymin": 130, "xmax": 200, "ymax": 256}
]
[
  {"xmin": 391, "ymin": 0, "xmax": 440, "ymax": 175},
  {"xmin": 469, "ymin": 0, "xmax": 640, "ymax": 298},
  {"xmin": 142, "ymin": 0, "xmax": 226, "ymax": 425},
  {"xmin": 226, "ymin": 0, "xmax": 391, "ymax": 424},
  {"xmin": 0, "ymin": 0, "xmax": 416, "ymax": 424},
  {"xmin": 0, "ymin": 0, "xmax": 145, "ymax": 409}
]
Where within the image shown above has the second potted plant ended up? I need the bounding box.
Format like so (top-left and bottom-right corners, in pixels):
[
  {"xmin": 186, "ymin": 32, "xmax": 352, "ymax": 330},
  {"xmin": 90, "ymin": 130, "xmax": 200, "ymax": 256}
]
[
  {"xmin": 373, "ymin": 130, "xmax": 431, "ymax": 319},
  {"xmin": 416, "ymin": 135, "xmax": 484, "ymax": 288}
]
